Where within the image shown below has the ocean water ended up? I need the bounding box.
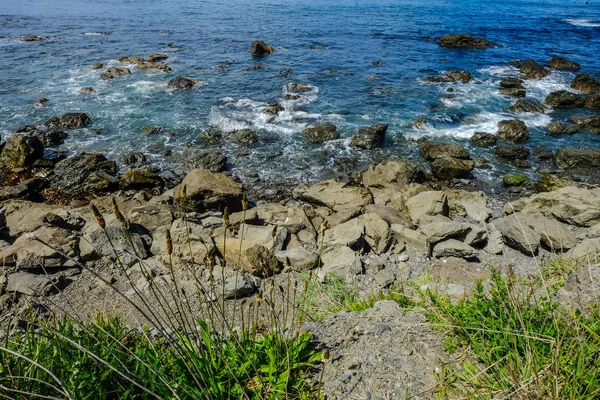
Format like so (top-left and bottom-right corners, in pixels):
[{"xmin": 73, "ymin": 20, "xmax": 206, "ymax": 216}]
[{"xmin": 1, "ymin": 0, "xmax": 599, "ymax": 188}]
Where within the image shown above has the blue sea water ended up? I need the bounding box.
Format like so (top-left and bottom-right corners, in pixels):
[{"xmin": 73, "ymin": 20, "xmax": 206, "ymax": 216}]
[{"xmin": 1, "ymin": 0, "xmax": 599, "ymax": 188}]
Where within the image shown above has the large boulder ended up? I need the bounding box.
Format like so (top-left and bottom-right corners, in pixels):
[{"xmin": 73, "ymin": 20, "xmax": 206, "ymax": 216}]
[
  {"xmin": 567, "ymin": 238, "xmax": 600, "ymax": 261},
  {"xmin": 499, "ymin": 78, "xmax": 526, "ymax": 97},
  {"xmin": 568, "ymin": 115, "xmax": 600, "ymax": 134},
  {"xmin": 45, "ymin": 112, "xmax": 90, "ymax": 130},
  {"xmin": 433, "ymin": 239, "xmax": 478, "ymax": 259},
  {"xmin": 508, "ymin": 99, "xmax": 546, "ymax": 113},
  {"xmin": 571, "ymin": 73, "xmax": 600, "ymax": 94},
  {"xmin": 505, "ymin": 186, "xmax": 600, "ymax": 227},
  {"xmin": 555, "ymin": 147, "xmax": 600, "ymax": 169},
  {"xmin": 430, "ymin": 158, "xmax": 475, "ymax": 180},
  {"xmin": 492, "ymin": 215, "xmax": 541, "ymax": 256},
  {"xmin": 495, "ymin": 145, "xmax": 530, "ymax": 160},
  {"xmin": 119, "ymin": 169, "xmax": 163, "ymax": 190},
  {"xmin": 423, "ymin": 70, "xmax": 473, "ymax": 83},
  {"xmin": 517, "ymin": 60, "xmax": 551, "ymax": 80},
  {"xmin": 232, "ymin": 129, "xmax": 259, "ymax": 146},
  {"xmin": 100, "ymin": 67, "xmax": 130, "ymax": 80},
  {"xmin": 497, "ymin": 120, "xmax": 529, "ymax": 143},
  {"xmin": 438, "ymin": 34, "xmax": 489, "ymax": 49},
  {"xmin": 358, "ymin": 213, "xmax": 392, "ymax": 254},
  {"xmin": 362, "ymin": 159, "xmax": 425, "ymax": 188},
  {"xmin": 151, "ymin": 218, "xmax": 213, "ymax": 264},
  {"xmin": 470, "ymin": 132, "xmax": 497, "ymax": 148},
  {"xmin": 319, "ymin": 246, "xmax": 362, "ymax": 280},
  {"xmin": 50, "ymin": 153, "xmax": 118, "ymax": 198},
  {"xmin": 186, "ymin": 152, "xmax": 227, "ymax": 172},
  {"xmin": 168, "ymin": 76, "xmax": 199, "ymax": 90},
  {"xmin": 5, "ymin": 272, "xmax": 55, "ymax": 296},
  {"xmin": 292, "ymin": 180, "xmax": 373, "ymax": 213},
  {"xmin": 406, "ymin": 191, "xmax": 449, "ymax": 225},
  {"xmin": 547, "ymin": 121, "xmax": 580, "ymax": 135},
  {"xmin": 351, "ymin": 123, "xmax": 388, "ymax": 149},
  {"xmin": 321, "ymin": 218, "xmax": 365, "ymax": 250},
  {"xmin": 174, "ymin": 169, "xmax": 243, "ymax": 212},
  {"xmin": 0, "ymin": 134, "xmax": 44, "ymax": 168},
  {"xmin": 301, "ymin": 124, "xmax": 339, "ymax": 143},
  {"xmin": 275, "ymin": 247, "xmax": 319, "ymax": 271},
  {"xmin": 548, "ymin": 56, "xmax": 580, "ymax": 71},
  {"xmin": 250, "ymin": 41, "xmax": 275, "ymax": 56},
  {"xmin": 446, "ymin": 190, "xmax": 492, "ymax": 223},
  {"xmin": 215, "ymin": 236, "xmax": 272, "ymax": 276},
  {"xmin": 518, "ymin": 212, "xmax": 576, "ymax": 251},
  {"xmin": 420, "ymin": 220, "xmax": 468, "ymax": 244},
  {"xmin": 585, "ymin": 94, "xmax": 600, "ymax": 110},
  {"xmin": 544, "ymin": 91, "xmax": 585, "ymax": 108},
  {"xmin": 419, "ymin": 141, "xmax": 470, "ymax": 160}
]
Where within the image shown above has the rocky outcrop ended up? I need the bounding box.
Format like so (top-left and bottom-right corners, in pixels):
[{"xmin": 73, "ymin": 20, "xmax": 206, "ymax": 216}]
[
  {"xmin": 168, "ymin": 76, "xmax": 200, "ymax": 89},
  {"xmin": 547, "ymin": 121, "xmax": 580, "ymax": 135},
  {"xmin": 174, "ymin": 169, "xmax": 243, "ymax": 212},
  {"xmin": 571, "ymin": 73, "xmax": 600, "ymax": 94},
  {"xmin": 438, "ymin": 34, "xmax": 489, "ymax": 49},
  {"xmin": 492, "ymin": 215, "xmax": 541, "ymax": 255},
  {"xmin": 544, "ymin": 90, "xmax": 585, "ymax": 108},
  {"xmin": 548, "ymin": 56, "xmax": 581, "ymax": 71},
  {"xmin": 419, "ymin": 141, "xmax": 474, "ymax": 180},
  {"xmin": 135, "ymin": 62, "xmax": 171, "ymax": 72},
  {"xmin": 423, "ymin": 70, "xmax": 473, "ymax": 83},
  {"xmin": 0, "ymin": 135, "xmax": 44, "ymax": 168},
  {"xmin": 45, "ymin": 112, "xmax": 90, "ymax": 130},
  {"xmin": 568, "ymin": 115, "xmax": 600, "ymax": 134},
  {"xmin": 301, "ymin": 124, "xmax": 339, "ymax": 143},
  {"xmin": 499, "ymin": 78, "xmax": 526, "ymax": 97},
  {"xmin": 351, "ymin": 123, "xmax": 388, "ymax": 149},
  {"xmin": 585, "ymin": 94, "xmax": 600, "ymax": 110},
  {"xmin": 470, "ymin": 132, "xmax": 496, "ymax": 148},
  {"xmin": 555, "ymin": 147, "xmax": 600, "ymax": 169},
  {"xmin": 119, "ymin": 169, "xmax": 163, "ymax": 190},
  {"xmin": 50, "ymin": 153, "xmax": 118, "ymax": 198},
  {"xmin": 233, "ymin": 129, "xmax": 259, "ymax": 146},
  {"xmin": 497, "ymin": 120, "xmax": 529, "ymax": 143},
  {"xmin": 186, "ymin": 152, "xmax": 227, "ymax": 172},
  {"xmin": 293, "ymin": 180, "xmax": 373, "ymax": 213},
  {"xmin": 362, "ymin": 159, "xmax": 425, "ymax": 188},
  {"xmin": 100, "ymin": 67, "xmax": 131, "ymax": 80},
  {"xmin": 517, "ymin": 60, "xmax": 551, "ymax": 80},
  {"xmin": 419, "ymin": 141, "xmax": 470, "ymax": 160},
  {"xmin": 495, "ymin": 145, "xmax": 530, "ymax": 160},
  {"xmin": 0, "ymin": 226, "xmax": 78, "ymax": 268},
  {"xmin": 250, "ymin": 41, "xmax": 275, "ymax": 56},
  {"xmin": 146, "ymin": 54, "xmax": 168, "ymax": 62},
  {"xmin": 406, "ymin": 191, "xmax": 448, "ymax": 225},
  {"xmin": 508, "ymin": 99, "xmax": 546, "ymax": 113}
]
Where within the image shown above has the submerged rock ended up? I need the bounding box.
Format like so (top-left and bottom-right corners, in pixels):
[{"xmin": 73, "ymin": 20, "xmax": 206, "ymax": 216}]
[
  {"xmin": 122, "ymin": 152, "xmax": 147, "ymax": 167},
  {"xmin": 555, "ymin": 147, "xmax": 600, "ymax": 169},
  {"xmin": 45, "ymin": 112, "xmax": 90, "ymax": 130},
  {"xmin": 424, "ymin": 70, "xmax": 473, "ymax": 83},
  {"xmin": 568, "ymin": 115, "xmax": 600, "ymax": 134},
  {"xmin": 548, "ymin": 56, "xmax": 581, "ymax": 71},
  {"xmin": 571, "ymin": 73, "xmax": 600, "ymax": 94},
  {"xmin": 186, "ymin": 152, "xmax": 227, "ymax": 172},
  {"xmin": 118, "ymin": 55, "xmax": 143, "ymax": 64},
  {"xmin": 495, "ymin": 145, "xmax": 530, "ymax": 160},
  {"xmin": 135, "ymin": 62, "xmax": 171, "ymax": 72},
  {"xmin": 146, "ymin": 53, "xmax": 168, "ymax": 62},
  {"xmin": 544, "ymin": 90, "xmax": 585, "ymax": 108},
  {"xmin": 547, "ymin": 121, "xmax": 580, "ymax": 135},
  {"xmin": 438, "ymin": 34, "xmax": 489, "ymax": 49},
  {"xmin": 168, "ymin": 76, "xmax": 199, "ymax": 89},
  {"xmin": 250, "ymin": 40, "xmax": 275, "ymax": 56},
  {"xmin": 233, "ymin": 129, "xmax": 259, "ymax": 146},
  {"xmin": 497, "ymin": 120, "xmax": 529, "ymax": 143},
  {"xmin": 100, "ymin": 67, "xmax": 131, "ymax": 80},
  {"xmin": 499, "ymin": 78, "xmax": 526, "ymax": 97},
  {"xmin": 301, "ymin": 124, "xmax": 339, "ymax": 143},
  {"xmin": 470, "ymin": 132, "xmax": 497, "ymax": 148},
  {"xmin": 351, "ymin": 123, "xmax": 388, "ymax": 149},
  {"xmin": 517, "ymin": 59, "xmax": 551, "ymax": 80},
  {"xmin": 503, "ymin": 174, "xmax": 529, "ymax": 187}
]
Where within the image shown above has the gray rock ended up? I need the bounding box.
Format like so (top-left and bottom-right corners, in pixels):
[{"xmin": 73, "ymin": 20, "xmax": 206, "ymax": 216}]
[
  {"xmin": 445, "ymin": 190, "xmax": 492, "ymax": 223},
  {"xmin": 0, "ymin": 227, "xmax": 77, "ymax": 269},
  {"xmin": 186, "ymin": 152, "xmax": 227, "ymax": 173},
  {"xmin": 483, "ymin": 226, "xmax": 504, "ymax": 255},
  {"xmin": 508, "ymin": 99, "xmax": 546, "ymax": 113},
  {"xmin": 498, "ymin": 120, "xmax": 529, "ymax": 143},
  {"xmin": 233, "ymin": 129, "xmax": 259, "ymax": 146},
  {"xmin": 568, "ymin": 115, "xmax": 600, "ymax": 134},
  {"xmin": 293, "ymin": 180, "xmax": 373, "ymax": 213},
  {"xmin": 351, "ymin": 123, "xmax": 388, "ymax": 150},
  {"xmin": 463, "ymin": 223, "xmax": 488, "ymax": 247},
  {"xmin": 301, "ymin": 124, "xmax": 339, "ymax": 143},
  {"xmin": 275, "ymin": 247, "xmax": 319, "ymax": 271},
  {"xmin": 50, "ymin": 153, "xmax": 118, "ymax": 198},
  {"xmin": 495, "ymin": 145, "xmax": 530, "ymax": 160},
  {"xmin": 433, "ymin": 239, "xmax": 478, "ymax": 259},
  {"xmin": 419, "ymin": 141, "xmax": 470, "ymax": 161},
  {"xmin": 544, "ymin": 90, "xmax": 585, "ymax": 108},
  {"xmin": 517, "ymin": 60, "xmax": 550, "ymax": 80},
  {"xmin": 6, "ymin": 273, "xmax": 54, "ymax": 296},
  {"xmin": 374, "ymin": 269, "xmax": 395, "ymax": 287},
  {"xmin": 555, "ymin": 147, "xmax": 600, "ymax": 169},
  {"xmin": 567, "ymin": 238, "xmax": 600, "ymax": 260},
  {"xmin": 359, "ymin": 213, "xmax": 392, "ymax": 254},
  {"xmin": 406, "ymin": 191, "xmax": 449, "ymax": 225},
  {"xmin": 174, "ymin": 169, "xmax": 243, "ymax": 212},
  {"xmin": 430, "ymin": 157, "xmax": 475, "ymax": 180},
  {"xmin": 319, "ymin": 246, "xmax": 363, "ymax": 280},
  {"xmin": 547, "ymin": 122, "xmax": 580, "ymax": 135},
  {"xmin": 222, "ymin": 275, "xmax": 257, "ymax": 299},
  {"xmin": 470, "ymin": 132, "xmax": 497, "ymax": 148},
  {"xmin": 362, "ymin": 159, "xmax": 425, "ymax": 188},
  {"xmin": 548, "ymin": 56, "xmax": 580, "ymax": 71},
  {"xmin": 168, "ymin": 76, "xmax": 199, "ymax": 89},
  {"xmin": 45, "ymin": 112, "xmax": 90, "ymax": 130},
  {"xmin": 322, "ymin": 218, "xmax": 365, "ymax": 250},
  {"xmin": 238, "ymin": 224, "xmax": 288, "ymax": 252},
  {"xmin": 391, "ymin": 224, "xmax": 428, "ymax": 249},
  {"xmin": 492, "ymin": 215, "xmax": 541, "ymax": 256},
  {"xmin": 571, "ymin": 73, "xmax": 600, "ymax": 94},
  {"xmin": 420, "ymin": 221, "xmax": 468, "ymax": 244}
]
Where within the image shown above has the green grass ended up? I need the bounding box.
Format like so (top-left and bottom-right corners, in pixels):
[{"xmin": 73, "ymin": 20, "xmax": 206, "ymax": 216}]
[
  {"xmin": 426, "ymin": 268, "xmax": 600, "ymax": 399},
  {"xmin": 0, "ymin": 315, "xmax": 322, "ymax": 399}
]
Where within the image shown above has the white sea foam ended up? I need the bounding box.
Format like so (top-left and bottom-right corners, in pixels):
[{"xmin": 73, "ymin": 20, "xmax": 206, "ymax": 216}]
[
  {"xmin": 126, "ymin": 80, "xmax": 167, "ymax": 94},
  {"xmin": 523, "ymin": 72, "xmax": 575, "ymax": 100},
  {"xmin": 566, "ymin": 19, "xmax": 600, "ymax": 27},
  {"xmin": 477, "ymin": 65, "xmax": 519, "ymax": 77}
]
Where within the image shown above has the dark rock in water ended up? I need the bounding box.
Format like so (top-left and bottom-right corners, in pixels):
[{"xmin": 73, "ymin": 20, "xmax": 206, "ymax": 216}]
[
  {"xmin": 174, "ymin": 169, "xmax": 243, "ymax": 212},
  {"xmin": 438, "ymin": 34, "xmax": 489, "ymax": 49},
  {"xmin": 81, "ymin": 86, "xmax": 95, "ymax": 93},
  {"xmin": 50, "ymin": 153, "xmax": 118, "ymax": 198},
  {"xmin": 351, "ymin": 123, "xmax": 388, "ymax": 149},
  {"xmin": 517, "ymin": 60, "xmax": 551, "ymax": 80},
  {"xmin": 571, "ymin": 73, "xmax": 600, "ymax": 94},
  {"xmin": 0, "ymin": 177, "xmax": 46, "ymax": 201},
  {"xmin": 122, "ymin": 151, "xmax": 147, "ymax": 167},
  {"xmin": 233, "ymin": 129, "xmax": 259, "ymax": 146},
  {"xmin": 533, "ymin": 147, "xmax": 554, "ymax": 160},
  {"xmin": 497, "ymin": 120, "xmax": 529, "ymax": 143},
  {"xmin": 513, "ymin": 159, "xmax": 531, "ymax": 169},
  {"xmin": 547, "ymin": 121, "xmax": 580, "ymax": 135},
  {"xmin": 289, "ymin": 83, "xmax": 312, "ymax": 93},
  {"xmin": 424, "ymin": 70, "xmax": 473, "ymax": 83},
  {"xmin": 135, "ymin": 62, "xmax": 171, "ymax": 72},
  {"xmin": 15, "ymin": 124, "xmax": 41, "ymax": 134},
  {"xmin": 413, "ymin": 118, "xmax": 429, "ymax": 130},
  {"xmin": 91, "ymin": 62, "xmax": 105, "ymax": 70},
  {"xmin": 431, "ymin": 157, "xmax": 474, "ymax": 180},
  {"xmin": 263, "ymin": 102, "xmax": 284, "ymax": 115},
  {"xmin": 470, "ymin": 132, "xmax": 497, "ymax": 148},
  {"xmin": 372, "ymin": 60, "xmax": 384, "ymax": 66},
  {"xmin": 569, "ymin": 115, "xmax": 600, "ymax": 134},
  {"xmin": 146, "ymin": 53, "xmax": 168, "ymax": 62},
  {"xmin": 585, "ymin": 94, "xmax": 600, "ymax": 110},
  {"xmin": 247, "ymin": 63, "xmax": 267, "ymax": 71},
  {"xmin": 555, "ymin": 147, "xmax": 600, "ymax": 169},
  {"xmin": 334, "ymin": 157, "xmax": 358, "ymax": 174},
  {"xmin": 118, "ymin": 55, "xmax": 143, "ymax": 64},
  {"xmin": 119, "ymin": 168, "xmax": 163, "ymax": 190},
  {"xmin": 503, "ymin": 174, "xmax": 529, "ymax": 187},
  {"xmin": 544, "ymin": 90, "xmax": 585, "ymax": 108},
  {"xmin": 186, "ymin": 152, "xmax": 227, "ymax": 172},
  {"xmin": 141, "ymin": 126, "xmax": 162, "ymax": 135},
  {"xmin": 301, "ymin": 124, "xmax": 339, "ymax": 143},
  {"xmin": 283, "ymin": 94, "xmax": 301, "ymax": 101},
  {"xmin": 100, "ymin": 67, "xmax": 131, "ymax": 80},
  {"xmin": 495, "ymin": 145, "xmax": 530, "ymax": 160},
  {"xmin": 33, "ymin": 97, "xmax": 49, "ymax": 105},
  {"xmin": 500, "ymin": 77, "xmax": 525, "ymax": 89},
  {"xmin": 45, "ymin": 112, "xmax": 90, "ymax": 130},
  {"xmin": 548, "ymin": 56, "xmax": 581, "ymax": 71},
  {"xmin": 21, "ymin": 35, "xmax": 45, "ymax": 42},
  {"xmin": 508, "ymin": 99, "xmax": 546, "ymax": 113},
  {"xmin": 200, "ymin": 130, "xmax": 222, "ymax": 144},
  {"xmin": 39, "ymin": 130, "xmax": 68, "ymax": 148},
  {"xmin": 419, "ymin": 140, "xmax": 470, "ymax": 160},
  {"xmin": 0, "ymin": 135, "xmax": 44, "ymax": 168},
  {"xmin": 168, "ymin": 76, "xmax": 199, "ymax": 89},
  {"xmin": 250, "ymin": 40, "xmax": 275, "ymax": 57},
  {"xmin": 500, "ymin": 87, "xmax": 526, "ymax": 98}
]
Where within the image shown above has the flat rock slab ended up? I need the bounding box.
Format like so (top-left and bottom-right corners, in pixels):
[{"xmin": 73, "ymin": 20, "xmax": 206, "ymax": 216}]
[{"xmin": 293, "ymin": 180, "xmax": 373, "ymax": 213}]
